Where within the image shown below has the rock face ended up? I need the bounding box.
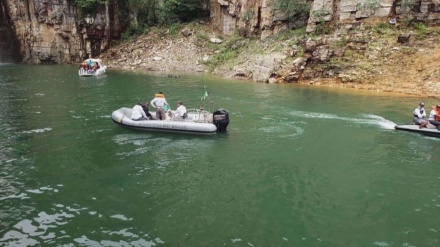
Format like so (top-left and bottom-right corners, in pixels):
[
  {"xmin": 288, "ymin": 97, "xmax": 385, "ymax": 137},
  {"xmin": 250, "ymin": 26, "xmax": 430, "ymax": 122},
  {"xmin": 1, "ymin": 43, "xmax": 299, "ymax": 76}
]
[
  {"xmin": 4, "ymin": 0, "xmax": 440, "ymax": 65},
  {"xmin": 0, "ymin": 0, "xmax": 121, "ymax": 64},
  {"xmin": 210, "ymin": 0, "xmax": 440, "ymax": 36},
  {"xmin": 210, "ymin": 0, "xmax": 306, "ymax": 39}
]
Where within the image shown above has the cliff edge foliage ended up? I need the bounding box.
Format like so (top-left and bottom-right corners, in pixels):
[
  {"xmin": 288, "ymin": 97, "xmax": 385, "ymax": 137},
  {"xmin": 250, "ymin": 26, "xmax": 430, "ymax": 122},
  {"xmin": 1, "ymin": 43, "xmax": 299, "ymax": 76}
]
[{"xmin": 74, "ymin": 0, "xmax": 209, "ymax": 32}]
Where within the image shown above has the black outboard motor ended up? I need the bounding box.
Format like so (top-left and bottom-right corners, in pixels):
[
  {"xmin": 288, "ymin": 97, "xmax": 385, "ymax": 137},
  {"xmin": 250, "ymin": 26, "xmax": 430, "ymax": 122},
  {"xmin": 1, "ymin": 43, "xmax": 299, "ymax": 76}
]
[{"xmin": 213, "ymin": 109, "xmax": 229, "ymax": 133}]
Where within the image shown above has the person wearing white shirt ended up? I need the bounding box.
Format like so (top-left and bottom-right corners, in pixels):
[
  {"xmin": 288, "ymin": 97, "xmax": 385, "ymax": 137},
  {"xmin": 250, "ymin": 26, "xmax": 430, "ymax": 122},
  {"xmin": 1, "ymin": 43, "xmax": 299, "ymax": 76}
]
[
  {"xmin": 172, "ymin": 101, "xmax": 187, "ymax": 121},
  {"xmin": 131, "ymin": 103, "xmax": 148, "ymax": 121},
  {"xmin": 413, "ymin": 102, "xmax": 428, "ymax": 128}
]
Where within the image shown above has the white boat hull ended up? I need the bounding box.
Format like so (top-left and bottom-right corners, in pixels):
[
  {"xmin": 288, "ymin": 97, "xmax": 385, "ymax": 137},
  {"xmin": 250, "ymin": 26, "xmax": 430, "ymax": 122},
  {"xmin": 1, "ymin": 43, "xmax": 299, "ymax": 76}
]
[
  {"xmin": 78, "ymin": 66, "xmax": 107, "ymax": 77},
  {"xmin": 112, "ymin": 107, "xmax": 219, "ymax": 135},
  {"xmin": 395, "ymin": 124, "xmax": 440, "ymax": 138}
]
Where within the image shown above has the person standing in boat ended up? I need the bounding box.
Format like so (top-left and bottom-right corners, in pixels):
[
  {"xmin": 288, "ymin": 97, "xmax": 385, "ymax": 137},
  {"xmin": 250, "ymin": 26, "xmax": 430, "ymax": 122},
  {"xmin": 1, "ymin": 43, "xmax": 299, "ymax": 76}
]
[
  {"xmin": 428, "ymin": 105, "xmax": 440, "ymax": 130},
  {"xmin": 150, "ymin": 92, "xmax": 169, "ymax": 120},
  {"xmin": 172, "ymin": 100, "xmax": 187, "ymax": 121},
  {"xmin": 413, "ymin": 102, "xmax": 428, "ymax": 128},
  {"xmin": 142, "ymin": 102, "xmax": 153, "ymax": 120},
  {"xmin": 131, "ymin": 102, "xmax": 149, "ymax": 121}
]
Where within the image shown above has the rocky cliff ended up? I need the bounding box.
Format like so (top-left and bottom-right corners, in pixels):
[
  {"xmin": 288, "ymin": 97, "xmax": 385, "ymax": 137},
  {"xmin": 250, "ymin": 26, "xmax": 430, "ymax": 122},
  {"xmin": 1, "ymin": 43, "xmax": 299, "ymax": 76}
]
[
  {"xmin": 210, "ymin": 0, "xmax": 440, "ymax": 37},
  {"xmin": 3, "ymin": 0, "xmax": 440, "ymax": 65},
  {"xmin": 0, "ymin": 0, "xmax": 122, "ymax": 64},
  {"xmin": 206, "ymin": 0, "xmax": 440, "ymax": 84}
]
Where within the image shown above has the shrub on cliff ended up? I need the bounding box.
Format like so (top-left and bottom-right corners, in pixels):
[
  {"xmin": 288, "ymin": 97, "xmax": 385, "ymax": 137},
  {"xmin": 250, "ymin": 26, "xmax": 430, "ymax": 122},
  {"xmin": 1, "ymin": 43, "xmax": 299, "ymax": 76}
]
[
  {"xmin": 74, "ymin": 0, "xmax": 106, "ymax": 14},
  {"xmin": 115, "ymin": 0, "xmax": 209, "ymax": 39}
]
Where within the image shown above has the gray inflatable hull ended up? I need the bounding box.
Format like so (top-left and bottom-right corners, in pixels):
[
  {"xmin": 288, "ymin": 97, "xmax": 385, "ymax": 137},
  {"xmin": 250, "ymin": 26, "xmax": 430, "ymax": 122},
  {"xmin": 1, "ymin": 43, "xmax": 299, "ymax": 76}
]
[{"xmin": 112, "ymin": 107, "xmax": 217, "ymax": 135}]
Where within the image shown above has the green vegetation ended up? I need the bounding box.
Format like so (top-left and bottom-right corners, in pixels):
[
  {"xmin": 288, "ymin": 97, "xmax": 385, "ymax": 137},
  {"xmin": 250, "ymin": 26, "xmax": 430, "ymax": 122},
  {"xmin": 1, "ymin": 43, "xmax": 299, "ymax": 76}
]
[
  {"xmin": 372, "ymin": 22, "xmax": 397, "ymax": 37},
  {"xmin": 412, "ymin": 22, "xmax": 427, "ymax": 37},
  {"xmin": 273, "ymin": 28, "xmax": 307, "ymax": 42},
  {"xmin": 311, "ymin": 8, "xmax": 331, "ymax": 35},
  {"xmin": 74, "ymin": 0, "xmax": 209, "ymax": 39},
  {"xmin": 74, "ymin": 0, "xmax": 106, "ymax": 14},
  {"xmin": 241, "ymin": 10, "xmax": 255, "ymax": 22},
  {"xmin": 331, "ymin": 36, "xmax": 350, "ymax": 48},
  {"xmin": 399, "ymin": 0, "xmax": 421, "ymax": 28},
  {"xmin": 374, "ymin": 22, "xmax": 391, "ymax": 32},
  {"xmin": 356, "ymin": 0, "xmax": 380, "ymax": 15},
  {"xmin": 270, "ymin": 0, "xmax": 310, "ymax": 28},
  {"xmin": 202, "ymin": 36, "xmax": 250, "ymax": 71},
  {"xmin": 401, "ymin": 46, "xmax": 416, "ymax": 54}
]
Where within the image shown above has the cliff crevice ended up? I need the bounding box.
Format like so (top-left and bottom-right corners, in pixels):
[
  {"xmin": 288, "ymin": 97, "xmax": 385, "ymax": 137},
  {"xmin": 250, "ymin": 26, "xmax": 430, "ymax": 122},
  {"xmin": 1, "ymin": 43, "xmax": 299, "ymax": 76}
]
[
  {"xmin": 1, "ymin": 0, "xmax": 122, "ymax": 64},
  {"xmin": 0, "ymin": 0, "xmax": 20, "ymax": 62}
]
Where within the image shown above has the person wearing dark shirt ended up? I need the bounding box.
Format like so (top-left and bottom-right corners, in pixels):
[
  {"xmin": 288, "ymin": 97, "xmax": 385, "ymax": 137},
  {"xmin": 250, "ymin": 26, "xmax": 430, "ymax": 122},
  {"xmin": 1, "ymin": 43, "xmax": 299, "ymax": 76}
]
[{"xmin": 142, "ymin": 102, "xmax": 153, "ymax": 120}]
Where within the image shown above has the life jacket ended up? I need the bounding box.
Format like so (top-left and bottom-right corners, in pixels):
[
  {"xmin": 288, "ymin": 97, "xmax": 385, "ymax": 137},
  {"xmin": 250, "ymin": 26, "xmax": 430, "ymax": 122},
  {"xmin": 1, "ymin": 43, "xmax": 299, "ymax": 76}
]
[
  {"xmin": 155, "ymin": 93, "xmax": 165, "ymax": 98},
  {"xmin": 432, "ymin": 106, "xmax": 440, "ymax": 121}
]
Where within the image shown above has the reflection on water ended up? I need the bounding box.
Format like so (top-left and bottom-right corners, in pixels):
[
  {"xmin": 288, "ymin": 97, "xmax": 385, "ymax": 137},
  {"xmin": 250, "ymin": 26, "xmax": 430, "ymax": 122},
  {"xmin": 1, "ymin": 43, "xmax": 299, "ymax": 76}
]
[{"xmin": 1, "ymin": 65, "xmax": 440, "ymax": 246}]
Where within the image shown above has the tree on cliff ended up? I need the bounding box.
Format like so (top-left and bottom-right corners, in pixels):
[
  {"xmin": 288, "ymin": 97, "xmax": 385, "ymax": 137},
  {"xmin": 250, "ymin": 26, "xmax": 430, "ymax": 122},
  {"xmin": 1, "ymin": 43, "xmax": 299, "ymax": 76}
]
[
  {"xmin": 75, "ymin": 0, "xmax": 209, "ymax": 26},
  {"xmin": 117, "ymin": 0, "xmax": 208, "ymax": 38},
  {"xmin": 75, "ymin": 0, "xmax": 107, "ymax": 13},
  {"xmin": 270, "ymin": 0, "xmax": 311, "ymax": 28},
  {"xmin": 156, "ymin": 0, "xmax": 209, "ymax": 24}
]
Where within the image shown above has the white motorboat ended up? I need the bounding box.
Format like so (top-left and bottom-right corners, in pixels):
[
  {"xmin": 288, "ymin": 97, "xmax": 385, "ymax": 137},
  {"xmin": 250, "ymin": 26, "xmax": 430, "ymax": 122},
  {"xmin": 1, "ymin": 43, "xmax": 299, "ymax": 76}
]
[
  {"xmin": 111, "ymin": 107, "xmax": 229, "ymax": 135},
  {"xmin": 78, "ymin": 58, "xmax": 107, "ymax": 76},
  {"xmin": 395, "ymin": 123, "xmax": 440, "ymax": 138}
]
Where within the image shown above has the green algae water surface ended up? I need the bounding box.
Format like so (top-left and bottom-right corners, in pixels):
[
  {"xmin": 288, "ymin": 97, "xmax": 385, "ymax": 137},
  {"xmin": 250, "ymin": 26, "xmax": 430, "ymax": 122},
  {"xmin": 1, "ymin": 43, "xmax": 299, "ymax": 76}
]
[{"xmin": 1, "ymin": 64, "xmax": 439, "ymax": 247}]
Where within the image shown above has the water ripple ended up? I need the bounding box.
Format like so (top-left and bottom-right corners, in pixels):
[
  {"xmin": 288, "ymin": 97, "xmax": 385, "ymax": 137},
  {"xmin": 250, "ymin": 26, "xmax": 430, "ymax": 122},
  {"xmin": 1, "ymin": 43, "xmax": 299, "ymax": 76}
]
[
  {"xmin": 73, "ymin": 235, "xmax": 163, "ymax": 247},
  {"xmin": 21, "ymin": 128, "xmax": 52, "ymax": 134}
]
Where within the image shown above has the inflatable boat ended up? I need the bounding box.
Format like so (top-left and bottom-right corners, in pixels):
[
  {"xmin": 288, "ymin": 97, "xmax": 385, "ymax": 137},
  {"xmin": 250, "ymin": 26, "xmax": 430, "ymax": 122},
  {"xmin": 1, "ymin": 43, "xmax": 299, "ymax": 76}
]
[
  {"xmin": 395, "ymin": 123, "xmax": 440, "ymax": 138},
  {"xmin": 111, "ymin": 107, "xmax": 229, "ymax": 135}
]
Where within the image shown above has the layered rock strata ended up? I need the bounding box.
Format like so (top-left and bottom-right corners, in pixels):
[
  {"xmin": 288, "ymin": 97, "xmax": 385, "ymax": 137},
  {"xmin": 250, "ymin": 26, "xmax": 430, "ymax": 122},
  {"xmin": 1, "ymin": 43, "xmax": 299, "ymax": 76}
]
[{"xmin": 210, "ymin": 0, "xmax": 440, "ymax": 37}]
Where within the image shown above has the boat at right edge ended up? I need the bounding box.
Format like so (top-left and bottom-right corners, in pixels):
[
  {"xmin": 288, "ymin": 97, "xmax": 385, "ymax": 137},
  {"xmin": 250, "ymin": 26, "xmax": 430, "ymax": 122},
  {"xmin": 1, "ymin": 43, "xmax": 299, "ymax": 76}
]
[{"xmin": 395, "ymin": 124, "xmax": 440, "ymax": 138}]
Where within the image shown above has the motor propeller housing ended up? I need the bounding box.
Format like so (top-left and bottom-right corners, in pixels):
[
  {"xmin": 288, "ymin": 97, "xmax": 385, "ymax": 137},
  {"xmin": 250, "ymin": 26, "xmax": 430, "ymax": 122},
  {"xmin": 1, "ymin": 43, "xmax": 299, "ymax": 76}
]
[{"xmin": 213, "ymin": 109, "xmax": 229, "ymax": 133}]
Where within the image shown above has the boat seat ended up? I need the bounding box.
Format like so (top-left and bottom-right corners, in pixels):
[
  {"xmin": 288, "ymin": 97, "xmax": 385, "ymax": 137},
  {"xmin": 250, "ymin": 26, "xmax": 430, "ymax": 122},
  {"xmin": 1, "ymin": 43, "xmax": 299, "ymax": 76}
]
[{"xmin": 426, "ymin": 123, "xmax": 437, "ymax": 129}]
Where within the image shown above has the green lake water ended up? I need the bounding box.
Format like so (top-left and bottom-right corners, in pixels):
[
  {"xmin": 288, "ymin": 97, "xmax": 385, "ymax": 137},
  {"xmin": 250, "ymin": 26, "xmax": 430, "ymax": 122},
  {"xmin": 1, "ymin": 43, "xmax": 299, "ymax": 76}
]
[{"xmin": 0, "ymin": 64, "xmax": 439, "ymax": 247}]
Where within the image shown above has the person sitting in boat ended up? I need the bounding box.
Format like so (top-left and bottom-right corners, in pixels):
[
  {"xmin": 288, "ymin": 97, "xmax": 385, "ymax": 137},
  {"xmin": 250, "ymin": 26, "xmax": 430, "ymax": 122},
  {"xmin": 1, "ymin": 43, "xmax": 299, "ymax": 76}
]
[
  {"xmin": 131, "ymin": 102, "xmax": 149, "ymax": 121},
  {"xmin": 150, "ymin": 92, "xmax": 169, "ymax": 120},
  {"xmin": 86, "ymin": 60, "xmax": 95, "ymax": 73},
  {"xmin": 87, "ymin": 63, "xmax": 95, "ymax": 73},
  {"xmin": 79, "ymin": 62, "xmax": 87, "ymax": 73},
  {"xmin": 171, "ymin": 100, "xmax": 187, "ymax": 121},
  {"xmin": 413, "ymin": 102, "xmax": 428, "ymax": 128},
  {"xmin": 428, "ymin": 105, "xmax": 440, "ymax": 131},
  {"xmin": 142, "ymin": 102, "xmax": 153, "ymax": 120}
]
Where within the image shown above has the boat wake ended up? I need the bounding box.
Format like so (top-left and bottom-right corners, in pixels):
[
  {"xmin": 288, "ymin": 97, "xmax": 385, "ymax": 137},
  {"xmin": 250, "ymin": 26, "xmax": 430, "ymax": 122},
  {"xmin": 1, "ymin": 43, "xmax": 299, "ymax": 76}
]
[{"xmin": 290, "ymin": 111, "xmax": 397, "ymax": 130}]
